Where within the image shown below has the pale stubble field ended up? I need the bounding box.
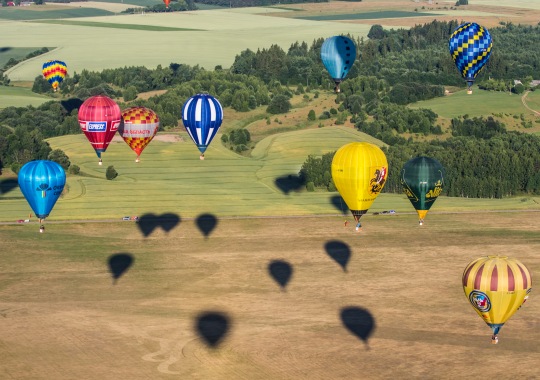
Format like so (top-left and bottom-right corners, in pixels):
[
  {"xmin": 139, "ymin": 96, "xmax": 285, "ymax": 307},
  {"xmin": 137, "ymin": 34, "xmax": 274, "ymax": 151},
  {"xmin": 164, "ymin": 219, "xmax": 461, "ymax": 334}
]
[{"xmin": 0, "ymin": 211, "xmax": 538, "ymax": 379}]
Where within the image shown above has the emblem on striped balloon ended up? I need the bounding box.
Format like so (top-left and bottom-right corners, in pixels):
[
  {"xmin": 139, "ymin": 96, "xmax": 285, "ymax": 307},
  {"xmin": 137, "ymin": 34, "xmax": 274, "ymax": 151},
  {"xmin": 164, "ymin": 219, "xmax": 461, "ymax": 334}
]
[{"xmin": 469, "ymin": 290, "xmax": 491, "ymax": 313}]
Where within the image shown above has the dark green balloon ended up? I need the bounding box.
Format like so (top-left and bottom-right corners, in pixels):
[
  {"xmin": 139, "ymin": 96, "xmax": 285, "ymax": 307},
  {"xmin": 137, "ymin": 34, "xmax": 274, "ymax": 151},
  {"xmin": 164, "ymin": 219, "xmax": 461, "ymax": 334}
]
[{"xmin": 401, "ymin": 157, "xmax": 444, "ymax": 221}]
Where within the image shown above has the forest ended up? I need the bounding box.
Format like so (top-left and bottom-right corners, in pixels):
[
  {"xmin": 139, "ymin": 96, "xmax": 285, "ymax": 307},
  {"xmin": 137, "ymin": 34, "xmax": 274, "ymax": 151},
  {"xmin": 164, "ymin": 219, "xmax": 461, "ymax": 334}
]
[{"xmin": 1, "ymin": 21, "xmax": 540, "ymax": 198}]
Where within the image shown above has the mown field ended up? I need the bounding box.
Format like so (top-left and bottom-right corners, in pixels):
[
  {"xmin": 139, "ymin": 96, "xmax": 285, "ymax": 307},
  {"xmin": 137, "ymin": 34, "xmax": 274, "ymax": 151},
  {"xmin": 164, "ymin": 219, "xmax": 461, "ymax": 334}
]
[
  {"xmin": 2, "ymin": 123, "xmax": 540, "ymax": 223},
  {"xmin": 0, "ymin": 210, "xmax": 538, "ymax": 379},
  {"xmin": 0, "ymin": 85, "xmax": 50, "ymax": 108}
]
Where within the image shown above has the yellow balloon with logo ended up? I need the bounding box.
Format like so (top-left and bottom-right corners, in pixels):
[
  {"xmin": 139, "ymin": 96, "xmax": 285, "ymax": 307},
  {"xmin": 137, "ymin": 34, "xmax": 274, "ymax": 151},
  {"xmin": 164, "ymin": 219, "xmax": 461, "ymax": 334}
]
[
  {"xmin": 331, "ymin": 142, "xmax": 388, "ymax": 229},
  {"xmin": 462, "ymin": 256, "xmax": 532, "ymax": 344}
]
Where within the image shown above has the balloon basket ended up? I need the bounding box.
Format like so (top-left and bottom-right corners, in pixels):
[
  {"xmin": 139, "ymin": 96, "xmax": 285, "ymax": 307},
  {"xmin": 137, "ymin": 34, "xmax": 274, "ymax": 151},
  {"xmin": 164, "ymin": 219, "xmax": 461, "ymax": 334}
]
[
  {"xmin": 135, "ymin": 158, "xmax": 140, "ymax": 163},
  {"xmin": 491, "ymin": 336, "xmax": 498, "ymax": 344},
  {"xmin": 200, "ymin": 155, "xmax": 205, "ymax": 160},
  {"xmin": 467, "ymin": 89, "xmax": 473, "ymax": 95}
]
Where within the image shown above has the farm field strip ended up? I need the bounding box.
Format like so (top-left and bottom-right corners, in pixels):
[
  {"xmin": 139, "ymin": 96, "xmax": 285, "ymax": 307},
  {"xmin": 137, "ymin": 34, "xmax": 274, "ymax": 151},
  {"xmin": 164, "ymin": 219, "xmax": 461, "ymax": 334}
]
[{"xmin": 30, "ymin": 19, "xmax": 205, "ymax": 31}]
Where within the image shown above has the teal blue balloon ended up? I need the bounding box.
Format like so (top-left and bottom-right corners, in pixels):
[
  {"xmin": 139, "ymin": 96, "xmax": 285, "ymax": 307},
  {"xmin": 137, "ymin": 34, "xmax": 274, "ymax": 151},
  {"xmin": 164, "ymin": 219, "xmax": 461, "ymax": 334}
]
[
  {"xmin": 18, "ymin": 160, "xmax": 66, "ymax": 220},
  {"xmin": 321, "ymin": 36, "xmax": 356, "ymax": 92}
]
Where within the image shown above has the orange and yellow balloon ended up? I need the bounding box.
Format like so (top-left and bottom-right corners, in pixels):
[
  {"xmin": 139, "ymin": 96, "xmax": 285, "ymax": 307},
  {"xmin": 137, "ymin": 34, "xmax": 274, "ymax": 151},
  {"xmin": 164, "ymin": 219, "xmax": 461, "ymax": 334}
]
[
  {"xmin": 462, "ymin": 256, "xmax": 532, "ymax": 344},
  {"xmin": 331, "ymin": 142, "xmax": 388, "ymax": 225},
  {"xmin": 119, "ymin": 107, "xmax": 160, "ymax": 163},
  {"xmin": 42, "ymin": 60, "xmax": 67, "ymax": 91}
]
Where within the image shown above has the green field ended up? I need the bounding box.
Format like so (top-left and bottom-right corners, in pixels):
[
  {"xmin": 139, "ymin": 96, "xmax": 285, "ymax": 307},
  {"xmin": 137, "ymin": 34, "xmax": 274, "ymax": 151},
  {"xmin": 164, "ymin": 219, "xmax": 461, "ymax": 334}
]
[
  {"xmin": 31, "ymin": 19, "xmax": 205, "ymax": 31},
  {"xmin": 2, "ymin": 9, "xmax": 373, "ymax": 81},
  {"xmin": 410, "ymin": 87, "xmax": 536, "ymax": 119},
  {"xmin": 0, "ymin": 85, "xmax": 51, "ymax": 108},
  {"xmin": 0, "ymin": 7, "xmax": 114, "ymax": 20},
  {"xmin": 2, "ymin": 126, "xmax": 539, "ymax": 223},
  {"xmin": 295, "ymin": 10, "xmax": 440, "ymax": 21}
]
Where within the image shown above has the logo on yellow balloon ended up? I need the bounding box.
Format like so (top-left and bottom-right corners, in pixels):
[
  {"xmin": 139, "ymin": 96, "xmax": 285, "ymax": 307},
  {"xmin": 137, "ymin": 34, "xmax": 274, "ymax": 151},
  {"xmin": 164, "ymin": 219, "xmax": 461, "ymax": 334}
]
[
  {"xmin": 369, "ymin": 167, "xmax": 387, "ymax": 195},
  {"xmin": 469, "ymin": 290, "xmax": 491, "ymax": 312}
]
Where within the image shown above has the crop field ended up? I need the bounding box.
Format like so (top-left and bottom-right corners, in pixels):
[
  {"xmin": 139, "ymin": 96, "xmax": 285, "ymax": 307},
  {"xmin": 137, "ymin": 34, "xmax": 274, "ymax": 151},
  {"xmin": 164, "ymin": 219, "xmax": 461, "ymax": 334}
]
[
  {"xmin": 295, "ymin": 10, "xmax": 440, "ymax": 21},
  {"xmin": 32, "ymin": 19, "xmax": 204, "ymax": 31},
  {"xmin": 275, "ymin": 0, "xmax": 540, "ymax": 29},
  {"xmin": 0, "ymin": 85, "xmax": 50, "ymax": 108},
  {"xmin": 0, "ymin": 210, "xmax": 539, "ymax": 379},
  {"xmin": 409, "ymin": 87, "xmax": 540, "ymax": 133},
  {"xmin": 2, "ymin": 8, "xmax": 372, "ymax": 82},
  {"xmin": 0, "ymin": 7, "xmax": 114, "ymax": 20},
  {"xmin": 4, "ymin": 0, "xmax": 540, "ymax": 83}
]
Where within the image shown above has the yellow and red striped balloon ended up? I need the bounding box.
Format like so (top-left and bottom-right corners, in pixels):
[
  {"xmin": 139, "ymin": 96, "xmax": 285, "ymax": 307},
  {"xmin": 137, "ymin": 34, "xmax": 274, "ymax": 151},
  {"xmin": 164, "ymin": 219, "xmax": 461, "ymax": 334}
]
[
  {"xmin": 119, "ymin": 107, "xmax": 160, "ymax": 162},
  {"xmin": 462, "ymin": 256, "xmax": 532, "ymax": 343},
  {"xmin": 42, "ymin": 60, "xmax": 67, "ymax": 91}
]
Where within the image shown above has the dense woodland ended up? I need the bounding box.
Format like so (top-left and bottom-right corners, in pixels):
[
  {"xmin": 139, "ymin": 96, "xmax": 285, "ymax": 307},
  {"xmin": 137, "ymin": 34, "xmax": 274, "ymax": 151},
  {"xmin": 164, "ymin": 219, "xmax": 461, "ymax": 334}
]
[{"xmin": 1, "ymin": 21, "xmax": 540, "ymax": 198}]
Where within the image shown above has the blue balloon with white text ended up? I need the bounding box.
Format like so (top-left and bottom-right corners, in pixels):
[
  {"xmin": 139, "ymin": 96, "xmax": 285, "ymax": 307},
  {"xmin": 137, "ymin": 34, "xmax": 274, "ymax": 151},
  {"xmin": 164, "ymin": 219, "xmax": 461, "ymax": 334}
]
[
  {"xmin": 17, "ymin": 160, "xmax": 66, "ymax": 219},
  {"xmin": 181, "ymin": 94, "xmax": 223, "ymax": 157}
]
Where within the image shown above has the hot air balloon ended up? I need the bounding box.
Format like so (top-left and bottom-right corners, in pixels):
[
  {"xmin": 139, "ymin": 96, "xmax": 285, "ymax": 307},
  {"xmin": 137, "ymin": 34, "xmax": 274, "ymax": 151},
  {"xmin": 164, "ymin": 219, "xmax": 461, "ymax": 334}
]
[
  {"xmin": 78, "ymin": 95, "xmax": 121, "ymax": 165},
  {"xmin": 42, "ymin": 60, "xmax": 67, "ymax": 92},
  {"xmin": 321, "ymin": 36, "xmax": 356, "ymax": 93},
  {"xmin": 119, "ymin": 107, "xmax": 160, "ymax": 163},
  {"xmin": 463, "ymin": 256, "xmax": 532, "ymax": 344},
  {"xmin": 331, "ymin": 142, "xmax": 387, "ymax": 230},
  {"xmin": 181, "ymin": 93, "xmax": 223, "ymax": 160},
  {"xmin": 18, "ymin": 160, "xmax": 66, "ymax": 232},
  {"xmin": 449, "ymin": 22, "xmax": 493, "ymax": 94},
  {"xmin": 401, "ymin": 156, "xmax": 444, "ymax": 225},
  {"xmin": 163, "ymin": 0, "xmax": 170, "ymax": 8}
]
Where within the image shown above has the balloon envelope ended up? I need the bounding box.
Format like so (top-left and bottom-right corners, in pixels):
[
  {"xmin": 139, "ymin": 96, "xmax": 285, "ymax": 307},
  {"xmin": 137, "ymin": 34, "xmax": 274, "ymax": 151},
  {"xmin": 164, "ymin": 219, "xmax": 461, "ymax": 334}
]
[
  {"xmin": 449, "ymin": 22, "xmax": 493, "ymax": 90},
  {"xmin": 42, "ymin": 60, "xmax": 67, "ymax": 90},
  {"xmin": 321, "ymin": 36, "xmax": 356, "ymax": 91},
  {"xmin": 17, "ymin": 160, "xmax": 66, "ymax": 219},
  {"xmin": 331, "ymin": 142, "xmax": 388, "ymax": 221},
  {"xmin": 78, "ymin": 95, "xmax": 121, "ymax": 160},
  {"xmin": 119, "ymin": 106, "xmax": 160, "ymax": 161},
  {"xmin": 463, "ymin": 256, "xmax": 532, "ymax": 337},
  {"xmin": 163, "ymin": 0, "xmax": 170, "ymax": 7},
  {"xmin": 401, "ymin": 156, "xmax": 444, "ymax": 223},
  {"xmin": 182, "ymin": 94, "xmax": 223, "ymax": 155}
]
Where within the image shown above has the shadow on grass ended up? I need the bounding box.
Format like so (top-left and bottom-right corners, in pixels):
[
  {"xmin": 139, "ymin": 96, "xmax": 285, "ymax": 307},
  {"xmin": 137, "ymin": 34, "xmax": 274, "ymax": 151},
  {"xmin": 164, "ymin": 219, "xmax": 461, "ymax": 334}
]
[
  {"xmin": 0, "ymin": 178, "xmax": 18, "ymax": 195},
  {"xmin": 195, "ymin": 311, "xmax": 231, "ymax": 348},
  {"xmin": 340, "ymin": 306, "xmax": 376, "ymax": 350},
  {"xmin": 0, "ymin": 47, "xmax": 12, "ymax": 53},
  {"xmin": 137, "ymin": 213, "xmax": 181, "ymax": 237},
  {"xmin": 268, "ymin": 259, "xmax": 293, "ymax": 291},
  {"xmin": 274, "ymin": 174, "xmax": 304, "ymax": 195},
  {"xmin": 196, "ymin": 213, "xmax": 218, "ymax": 239},
  {"xmin": 108, "ymin": 253, "xmax": 134, "ymax": 284},
  {"xmin": 324, "ymin": 240, "xmax": 351, "ymax": 272},
  {"xmin": 330, "ymin": 195, "xmax": 348, "ymax": 215}
]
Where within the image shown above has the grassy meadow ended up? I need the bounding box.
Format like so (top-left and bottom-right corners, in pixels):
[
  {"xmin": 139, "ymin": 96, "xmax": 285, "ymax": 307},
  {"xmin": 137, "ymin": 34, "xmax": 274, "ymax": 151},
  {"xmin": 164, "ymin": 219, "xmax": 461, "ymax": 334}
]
[
  {"xmin": 2, "ymin": 124, "xmax": 540, "ymax": 223},
  {"xmin": 0, "ymin": 85, "xmax": 50, "ymax": 108}
]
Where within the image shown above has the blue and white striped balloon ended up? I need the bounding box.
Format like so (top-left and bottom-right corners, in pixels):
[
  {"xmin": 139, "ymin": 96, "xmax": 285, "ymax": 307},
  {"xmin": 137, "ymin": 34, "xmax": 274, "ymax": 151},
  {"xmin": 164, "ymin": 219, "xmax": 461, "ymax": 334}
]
[{"xmin": 182, "ymin": 94, "xmax": 223, "ymax": 156}]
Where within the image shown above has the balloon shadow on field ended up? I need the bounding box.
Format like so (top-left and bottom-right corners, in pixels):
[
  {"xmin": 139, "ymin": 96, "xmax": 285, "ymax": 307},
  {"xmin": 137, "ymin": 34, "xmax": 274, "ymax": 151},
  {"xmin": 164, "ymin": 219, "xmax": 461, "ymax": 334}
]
[
  {"xmin": 60, "ymin": 98, "xmax": 84, "ymax": 114},
  {"xmin": 340, "ymin": 306, "xmax": 376, "ymax": 350},
  {"xmin": 330, "ymin": 195, "xmax": 348, "ymax": 215},
  {"xmin": 268, "ymin": 259, "xmax": 293, "ymax": 291},
  {"xmin": 324, "ymin": 240, "xmax": 351, "ymax": 272},
  {"xmin": 195, "ymin": 311, "xmax": 231, "ymax": 348},
  {"xmin": 137, "ymin": 213, "xmax": 181, "ymax": 237},
  {"xmin": 108, "ymin": 253, "xmax": 134, "ymax": 284},
  {"xmin": 274, "ymin": 174, "xmax": 304, "ymax": 195},
  {"xmin": 196, "ymin": 213, "xmax": 218, "ymax": 239},
  {"xmin": 0, "ymin": 47, "xmax": 12, "ymax": 53},
  {"xmin": 0, "ymin": 178, "xmax": 18, "ymax": 195}
]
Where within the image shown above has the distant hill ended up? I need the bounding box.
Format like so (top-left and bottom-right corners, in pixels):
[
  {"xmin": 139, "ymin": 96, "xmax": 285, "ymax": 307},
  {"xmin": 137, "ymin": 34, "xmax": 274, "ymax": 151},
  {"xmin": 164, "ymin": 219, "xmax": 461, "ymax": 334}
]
[{"xmin": 195, "ymin": 0, "xmax": 329, "ymax": 8}]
